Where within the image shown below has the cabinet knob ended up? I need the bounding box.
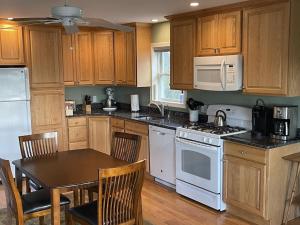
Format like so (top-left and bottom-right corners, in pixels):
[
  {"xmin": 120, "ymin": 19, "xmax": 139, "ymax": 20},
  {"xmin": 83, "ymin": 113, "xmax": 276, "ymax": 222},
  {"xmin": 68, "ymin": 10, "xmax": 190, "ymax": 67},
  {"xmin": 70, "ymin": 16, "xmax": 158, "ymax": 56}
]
[{"xmin": 241, "ymin": 151, "xmax": 246, "ymax": 155}]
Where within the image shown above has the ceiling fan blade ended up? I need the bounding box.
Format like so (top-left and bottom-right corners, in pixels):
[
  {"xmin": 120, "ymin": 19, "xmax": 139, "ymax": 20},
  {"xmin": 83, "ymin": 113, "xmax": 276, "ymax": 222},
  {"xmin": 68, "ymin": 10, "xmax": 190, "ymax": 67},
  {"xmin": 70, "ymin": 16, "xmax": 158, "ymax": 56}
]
[
  {"xmin": 78, "ymin": 18, "xmax": 134, "ymax": 32},
  {"xmin": 63, "ymin": 23, "xmax": 79, "ymax": 34}
]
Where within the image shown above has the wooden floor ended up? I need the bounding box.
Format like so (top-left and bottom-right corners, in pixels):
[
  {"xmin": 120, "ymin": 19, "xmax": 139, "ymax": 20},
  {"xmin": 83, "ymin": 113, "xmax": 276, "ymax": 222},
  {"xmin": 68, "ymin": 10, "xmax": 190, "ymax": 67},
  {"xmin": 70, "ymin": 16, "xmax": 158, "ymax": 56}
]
[{"xmin": 1, "ymin": 179, "xmax": 299, "ymax": 225}]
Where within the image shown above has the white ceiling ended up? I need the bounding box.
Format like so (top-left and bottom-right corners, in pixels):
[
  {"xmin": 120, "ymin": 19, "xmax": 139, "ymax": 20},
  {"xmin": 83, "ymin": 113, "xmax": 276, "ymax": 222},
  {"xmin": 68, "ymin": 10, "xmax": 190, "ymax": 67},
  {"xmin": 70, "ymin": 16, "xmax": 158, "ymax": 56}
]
[{"xmin": 1, "ymin": 0, "xmax": 245, "ymax": 23}]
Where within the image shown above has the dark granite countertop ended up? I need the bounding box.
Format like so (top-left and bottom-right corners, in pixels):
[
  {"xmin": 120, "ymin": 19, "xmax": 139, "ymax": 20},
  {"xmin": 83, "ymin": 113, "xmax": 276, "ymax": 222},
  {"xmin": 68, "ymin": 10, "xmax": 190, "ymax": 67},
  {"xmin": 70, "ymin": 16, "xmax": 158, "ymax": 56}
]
[
  {"xmin": 66, "ymin": 109, "xmax": 188, "ymax": 130},
  {"xmin": 222, "ymin": 132, "xmax": 300, "ymax": 149}
]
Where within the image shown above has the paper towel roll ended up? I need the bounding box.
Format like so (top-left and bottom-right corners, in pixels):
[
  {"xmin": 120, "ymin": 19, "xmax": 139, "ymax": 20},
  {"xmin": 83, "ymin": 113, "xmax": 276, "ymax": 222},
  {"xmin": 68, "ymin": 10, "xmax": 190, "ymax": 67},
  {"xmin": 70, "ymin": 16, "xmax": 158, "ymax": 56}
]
[{"xmin": 131, "ymin": 94, "xmax": 140, "ymax": 112}]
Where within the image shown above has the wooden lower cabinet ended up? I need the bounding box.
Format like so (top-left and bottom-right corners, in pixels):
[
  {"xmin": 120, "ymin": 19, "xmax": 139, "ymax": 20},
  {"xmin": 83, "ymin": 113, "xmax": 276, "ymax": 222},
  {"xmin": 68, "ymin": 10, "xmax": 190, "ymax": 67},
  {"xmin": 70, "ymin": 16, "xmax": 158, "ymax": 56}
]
[
  {"xmin": 223, "ymin": 155, "xmax": 267, "ymax": 217},
  {"xmin": 67, "ymin": 117, "xmax": 88, "ymax": 150},
  {"xmin": 125, "ymin": 120, "xmax": 150, "ymax": 172},
  {"xmin": 88, "ymin": 117, "xmax": 111, "ymax": 155},
  {"xmin": 30, "ymin": 88, "xmax": 66, "ymax": 151},
  {"xmin": 223, "ymin": 141, "xmax": 300, "ymax": 225}
]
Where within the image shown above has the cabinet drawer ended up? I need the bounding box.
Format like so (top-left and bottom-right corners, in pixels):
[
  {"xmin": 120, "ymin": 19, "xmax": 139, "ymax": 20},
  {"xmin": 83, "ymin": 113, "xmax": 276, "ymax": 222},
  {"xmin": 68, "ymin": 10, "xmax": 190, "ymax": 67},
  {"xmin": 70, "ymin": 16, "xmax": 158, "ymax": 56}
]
[
  {"xmin": 111, "ymin": 118, "xmax": 125, "ymax": 129},
  {"xmin": 68, "ymin": 117, "xmax": 87, "ymax": 127},
  {"xmin": 68, "ymin": 126, "xmax": 87, "ymax": 142},
  {"xmin": 224, "ymin": 141, "xmax": 267, "ymax": 164},
  {"xmin": 125, "ymin": 120, "xmax": 148, "ymax": 135},
  {"xmin": 69, "ymin": 141, "xmax": 88, "ymax": 150}
]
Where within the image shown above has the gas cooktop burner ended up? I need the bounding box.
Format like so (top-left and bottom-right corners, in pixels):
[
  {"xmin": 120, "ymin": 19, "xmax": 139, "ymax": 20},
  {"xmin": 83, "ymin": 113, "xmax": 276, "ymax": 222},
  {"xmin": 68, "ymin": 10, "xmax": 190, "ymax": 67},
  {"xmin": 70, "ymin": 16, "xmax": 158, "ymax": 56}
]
[{"xmin": 183, "ymin": 123, "xmax": 246, "ymax": 135}]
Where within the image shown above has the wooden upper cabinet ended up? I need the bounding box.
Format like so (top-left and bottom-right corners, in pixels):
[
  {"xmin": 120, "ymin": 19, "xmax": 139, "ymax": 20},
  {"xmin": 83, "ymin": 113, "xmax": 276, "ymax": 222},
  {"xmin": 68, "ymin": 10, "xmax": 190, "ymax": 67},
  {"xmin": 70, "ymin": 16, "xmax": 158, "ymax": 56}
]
[
  {"xmin": 25, "ymin": 26, "xmax": 63, "ymax": 88},
  {"xmin": 62, "ymin": 33, "xmax": 76, "ymax": 86},
  {"xmin": 0, "ymin": 26, "xmax": 25, "ymax": 65},
  {"xmin": 114, "ymin": 23, "xmax": 151, "ymax": 87},
  {"xmin": 170, "ymin": 19, "xmax": 195, "ymax": 90},
  {"xmin": 93, "ymin": 31, "xmax": 115, "ymax": 85},
  {"xmin": 196, "ymin": 10, "xmax": 241, "ymax": 56},
  {"xmin": 125, "ymin": 31, "xmax": 137, "ymax": 86},
  {"xmin": 75, "ymin": 32, "xmax": 94, "ymax": 85},
  {"xmin": 218, "ymin": 11, "xmax": 242, "ymax": 54},
  {"xmin": 114, "ymin": 31, "xmax": 127, "ymax": 84},
  {"xmin": 197, "ymin": 15, "xmax": 219, "ymax": 55},
  {"xmin": 243, "ymin": 3, "xmax": 289, "ymax": 95}
]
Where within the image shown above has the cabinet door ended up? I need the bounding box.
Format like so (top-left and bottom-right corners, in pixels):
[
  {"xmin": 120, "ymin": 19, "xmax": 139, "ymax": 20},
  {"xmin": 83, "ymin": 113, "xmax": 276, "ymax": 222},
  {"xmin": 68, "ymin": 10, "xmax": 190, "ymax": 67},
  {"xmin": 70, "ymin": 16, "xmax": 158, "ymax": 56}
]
[
  {"xmin": 243, "ymin": 3, "xmax": 289, "ymax": 95},
  {"xmin": 25, "ymin": 26, "xmax": 63, "ymax": 88},
  {"xmin": 94, "ymin": 31, "xmax": 115, "ymax": 85},
  {"xmin": 223, "ymin": 155, "xmax": 267, "ymax": 217},
  {"xmin": 114, "ymin": 31, "xmax": 126, "ymax": 84},
  {"xmin": 62, "ymin": 33, "xmax": 76, "ymax": 86},
  {"xmin": 196, "ymin": 15, "xmax": 218, "ymax": 56},
  {"xmin": 218, "ymin": 11, "xmax": 241, "ymax": 55},
  {"xmin": 68, "ymin": 126, "xmax": 88, "ymax": 150},
  {"xmin": 30, "ymin": 89, "xmax": 65, "ymax": 129},
  {"xmin": 89, "ymin": 117, "xmax": 111, "ymax": 155},
  {"xmin": 75, "ymin": 32, "xmax": 94, "ymax": 85},
  {"xmin": 126, "ymin": 31, "xmax": 137, "ymax": 86},
  {"xmin": 170, "ymin": 19, "xmax": 195, "ymax": 90},
  {"xmin": 0, "ymin": 26, "xmax": 24, "ymax": 65}
]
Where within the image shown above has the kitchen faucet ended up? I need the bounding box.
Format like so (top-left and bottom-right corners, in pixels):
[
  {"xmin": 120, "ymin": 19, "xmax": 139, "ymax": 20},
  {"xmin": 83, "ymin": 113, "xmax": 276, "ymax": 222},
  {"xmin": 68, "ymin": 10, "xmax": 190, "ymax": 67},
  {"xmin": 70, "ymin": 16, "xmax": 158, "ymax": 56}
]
[{"xmin": 149, "ymin": 102, "xmax": 165, "ymax": 117}]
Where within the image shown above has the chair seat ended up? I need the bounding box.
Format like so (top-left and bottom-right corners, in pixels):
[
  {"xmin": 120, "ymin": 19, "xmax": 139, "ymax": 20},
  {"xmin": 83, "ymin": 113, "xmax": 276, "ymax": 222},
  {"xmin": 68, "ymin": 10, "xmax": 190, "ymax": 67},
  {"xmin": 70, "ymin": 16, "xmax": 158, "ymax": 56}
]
[
  {"xmin": 69, "ymin": 200, "xmax": 133, "ymax": 225},
  {"xmin": 22, "ymin": 189, "xmax": 70, "ymax": 214},
  {"xmin": 69, "ymin": 201, "xmax": 98, "ymax": 225},
  {"xmin": 29, "ymin": 179, "xmax": 43, "ymax": 190}
]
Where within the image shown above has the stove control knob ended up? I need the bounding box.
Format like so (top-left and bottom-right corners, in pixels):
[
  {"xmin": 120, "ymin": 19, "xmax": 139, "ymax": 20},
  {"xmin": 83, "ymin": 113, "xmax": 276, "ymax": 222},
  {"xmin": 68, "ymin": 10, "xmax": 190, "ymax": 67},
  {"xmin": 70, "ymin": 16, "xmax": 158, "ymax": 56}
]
[
  {"xmin": 179, "ymin": 131, "xmax": 183, "ymax": 137},
  {"xmin": 184, "ymin": 133, "xmax": 188, "ymax": 138},
  {"xmin": 204, "ymin": 137, "xmax": 209, "ymax": 143},
  {"xmin": 208, "ymin": 139, "xmax": 212, "ymax": 144}
]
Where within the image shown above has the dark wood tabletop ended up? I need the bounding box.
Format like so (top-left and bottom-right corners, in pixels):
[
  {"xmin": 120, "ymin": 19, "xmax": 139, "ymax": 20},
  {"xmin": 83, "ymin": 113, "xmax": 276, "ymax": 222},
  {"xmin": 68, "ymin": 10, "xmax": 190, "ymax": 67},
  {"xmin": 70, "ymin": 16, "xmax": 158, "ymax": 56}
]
[{"xmin": 12, "ymin": 149, "xmax": 128, "ymax": 189}]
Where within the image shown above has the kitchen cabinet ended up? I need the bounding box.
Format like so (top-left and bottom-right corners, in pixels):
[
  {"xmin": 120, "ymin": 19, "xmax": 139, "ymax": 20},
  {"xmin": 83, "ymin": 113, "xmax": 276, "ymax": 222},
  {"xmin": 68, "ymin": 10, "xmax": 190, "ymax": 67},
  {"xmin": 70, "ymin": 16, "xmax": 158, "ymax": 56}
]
[
  {"xmin": 170, "ymin": 19, "xmax": 195, "ymax": 90},
  {"xmin": 25, "ymin": 26, "xmax": 63, "ymax": 88},
  {"xmin": 111, "ymin": 118, "xmax": 125, "ymax": 137},
  {"xmin": 149, "ymin": 126, "xmax": 176, "ymax": 185},
  {"xmin": 93, "ymin": 31, "xmax": 115, "ymax": 85},
  {"xmin": 67, "ymin": 117, "xmax": 88, "ymax": 150},
  {"xmin": 30, "ymin": 88, "xmax": 66, "ymax": 151},
  {"xmin": 196, "ymin": 10, "xmax": 241, "ymax": 56},
  {"xmin": 89, "ymin": 117, "xmax": 111, "ymax": 155},
  {"xmin": 223, "ymin": 141, "xmax": 300, "ymax": 225},
  {"xmin": 0, "ymin": 26, "xmax": 25, "ymax": 65},
  {"xmin": 125, "ymin": 120, "xmax": 150, "ymax": 172},
  {"xmin": 114, "ymin": 23, "xmax": 151, "ymax": 87},
  {"xmin": 243, "ymin": 1, "xmax": 300, "ymax": 96},
  {"xmin": 62, "ymin": 31, "xmax": 94, "ymax": 86}
]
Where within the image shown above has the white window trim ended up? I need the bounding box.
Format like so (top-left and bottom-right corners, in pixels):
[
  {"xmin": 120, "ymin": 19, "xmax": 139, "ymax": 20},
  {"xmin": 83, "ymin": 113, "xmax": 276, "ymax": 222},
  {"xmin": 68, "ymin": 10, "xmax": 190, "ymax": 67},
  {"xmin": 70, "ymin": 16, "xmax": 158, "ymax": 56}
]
[{"xmin": 151, "ymin": 42, "xmax": 187, "ymax": 109}]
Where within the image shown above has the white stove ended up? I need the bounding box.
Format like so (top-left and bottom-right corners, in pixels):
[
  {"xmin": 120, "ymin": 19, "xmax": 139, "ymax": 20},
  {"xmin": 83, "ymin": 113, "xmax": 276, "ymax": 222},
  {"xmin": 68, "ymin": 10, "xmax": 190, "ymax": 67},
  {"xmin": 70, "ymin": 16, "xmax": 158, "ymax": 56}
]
[{"xmin": 175, "ymin": 105, "xmax": 252, "ymax": 211}]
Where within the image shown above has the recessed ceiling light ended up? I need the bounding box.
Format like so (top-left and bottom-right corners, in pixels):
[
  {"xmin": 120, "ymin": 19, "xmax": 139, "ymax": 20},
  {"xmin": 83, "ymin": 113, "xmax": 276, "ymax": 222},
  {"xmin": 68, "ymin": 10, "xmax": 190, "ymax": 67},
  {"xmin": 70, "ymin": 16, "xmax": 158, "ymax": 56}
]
[
  {"xmin": 152, "ymin": 19, "xmax": 158, "ymax": 23},
  {"xmin": 190, "ymin": 2, "xmax": 199, "ymax": 7},
  {"xmin": 7, "ymin": 18, "xmax": 14, "ymax": 20}
]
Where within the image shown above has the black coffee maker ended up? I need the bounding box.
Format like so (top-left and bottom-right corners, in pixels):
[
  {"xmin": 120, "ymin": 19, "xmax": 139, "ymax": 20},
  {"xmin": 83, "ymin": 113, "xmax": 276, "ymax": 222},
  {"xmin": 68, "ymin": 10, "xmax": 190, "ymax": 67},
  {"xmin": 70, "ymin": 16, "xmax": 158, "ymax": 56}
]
[{"xmin": 252, "ymin": 99, "xmax": 273, "ymax": 137}]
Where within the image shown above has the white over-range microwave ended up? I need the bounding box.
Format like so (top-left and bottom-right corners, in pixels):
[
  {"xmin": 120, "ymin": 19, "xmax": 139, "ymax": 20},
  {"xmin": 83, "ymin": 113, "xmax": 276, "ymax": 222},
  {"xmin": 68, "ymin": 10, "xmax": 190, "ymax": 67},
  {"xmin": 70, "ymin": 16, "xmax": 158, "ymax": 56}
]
[{"xmin": 194, "ymin": 54, "xmax": 243, "ymax": 91}]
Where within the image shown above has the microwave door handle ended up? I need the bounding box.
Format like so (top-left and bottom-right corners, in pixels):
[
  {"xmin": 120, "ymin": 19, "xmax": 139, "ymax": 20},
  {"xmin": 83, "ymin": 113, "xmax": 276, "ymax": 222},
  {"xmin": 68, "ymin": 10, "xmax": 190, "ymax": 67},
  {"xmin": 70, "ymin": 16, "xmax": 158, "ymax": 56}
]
[{"xmin": 220, "ymin": 59, "xmax": 226, "ymax": 90}]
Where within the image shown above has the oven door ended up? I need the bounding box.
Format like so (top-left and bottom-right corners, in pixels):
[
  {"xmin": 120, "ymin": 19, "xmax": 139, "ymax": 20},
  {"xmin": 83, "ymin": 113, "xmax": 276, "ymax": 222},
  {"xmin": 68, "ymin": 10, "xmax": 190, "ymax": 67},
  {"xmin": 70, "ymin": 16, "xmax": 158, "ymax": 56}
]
[{"xmin": 176, "ymin": 137, "xmax": 221, "ymax": 194}]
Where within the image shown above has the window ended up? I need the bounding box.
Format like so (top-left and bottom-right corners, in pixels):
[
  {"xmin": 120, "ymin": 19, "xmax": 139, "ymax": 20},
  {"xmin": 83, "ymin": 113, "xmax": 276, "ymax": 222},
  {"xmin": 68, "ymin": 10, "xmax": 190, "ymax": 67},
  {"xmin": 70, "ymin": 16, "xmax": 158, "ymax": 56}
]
[{"xmin": 151, "ymin": 43, "xmax": 186, "ymax": 108}]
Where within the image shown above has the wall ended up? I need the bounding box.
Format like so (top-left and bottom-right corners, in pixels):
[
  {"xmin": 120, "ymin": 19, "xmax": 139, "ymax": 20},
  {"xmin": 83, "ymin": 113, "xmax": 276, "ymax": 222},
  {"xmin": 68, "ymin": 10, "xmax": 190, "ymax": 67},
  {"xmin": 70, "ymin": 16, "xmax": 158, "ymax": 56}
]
[{"xmin": 65, "ymin": 86, "xmax": 108, "ymax": 104}]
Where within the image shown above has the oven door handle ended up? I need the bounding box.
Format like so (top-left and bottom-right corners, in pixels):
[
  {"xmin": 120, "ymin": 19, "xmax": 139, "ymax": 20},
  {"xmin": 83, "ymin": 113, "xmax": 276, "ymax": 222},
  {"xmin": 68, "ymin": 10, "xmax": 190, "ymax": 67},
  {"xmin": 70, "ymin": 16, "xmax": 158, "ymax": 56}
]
[{"xmin": 176, "ymin": 138, "xmax": 218, "ymax": 151}]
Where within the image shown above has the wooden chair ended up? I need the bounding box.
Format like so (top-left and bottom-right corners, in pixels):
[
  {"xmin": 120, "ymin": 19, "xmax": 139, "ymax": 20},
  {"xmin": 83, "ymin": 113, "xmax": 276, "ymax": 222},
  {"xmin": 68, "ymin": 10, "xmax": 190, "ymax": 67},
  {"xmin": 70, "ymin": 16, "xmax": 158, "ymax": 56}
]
[
  {"xmin": 0, "ymin": 158, "xmax": 70, "ymax": 225},
  {"xmin": 86, "ymin": 132, "xmax": 142, "ymax": 202},
  {"xmin": 18, "ymin": 132, "xmax": 58, "ymax": 192},
  {"xmin": 69, "ymin": 160, "xmax": 146, "ymax": 225}
]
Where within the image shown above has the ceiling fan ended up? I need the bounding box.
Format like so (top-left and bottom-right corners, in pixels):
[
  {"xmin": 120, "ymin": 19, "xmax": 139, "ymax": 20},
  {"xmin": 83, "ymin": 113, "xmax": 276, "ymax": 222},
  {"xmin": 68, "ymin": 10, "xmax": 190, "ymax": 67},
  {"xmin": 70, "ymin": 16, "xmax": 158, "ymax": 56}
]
[{"xmin": 1, "ymin": 0, "xmax": 133, "ymax": 34}]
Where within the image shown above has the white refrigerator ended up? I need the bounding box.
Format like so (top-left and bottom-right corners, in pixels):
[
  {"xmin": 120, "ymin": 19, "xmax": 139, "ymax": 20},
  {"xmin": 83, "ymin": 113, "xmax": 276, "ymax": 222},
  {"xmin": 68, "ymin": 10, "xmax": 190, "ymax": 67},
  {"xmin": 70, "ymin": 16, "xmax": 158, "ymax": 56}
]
[{"xmin": 0, "ymin": 68, "xmax": 31, "ymax": 173}]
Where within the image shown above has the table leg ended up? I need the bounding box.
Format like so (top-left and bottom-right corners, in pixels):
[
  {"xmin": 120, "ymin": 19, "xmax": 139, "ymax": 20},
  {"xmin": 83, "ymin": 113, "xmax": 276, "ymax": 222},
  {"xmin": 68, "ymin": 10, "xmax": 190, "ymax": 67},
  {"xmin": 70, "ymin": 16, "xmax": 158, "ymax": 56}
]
[
  {"xmin": 15, "ymin": 167, "xmax": 22, "ymax": 194},
  {"xmin": 51, "ymin": 188, "xmax": 61, "ymax": 225}
]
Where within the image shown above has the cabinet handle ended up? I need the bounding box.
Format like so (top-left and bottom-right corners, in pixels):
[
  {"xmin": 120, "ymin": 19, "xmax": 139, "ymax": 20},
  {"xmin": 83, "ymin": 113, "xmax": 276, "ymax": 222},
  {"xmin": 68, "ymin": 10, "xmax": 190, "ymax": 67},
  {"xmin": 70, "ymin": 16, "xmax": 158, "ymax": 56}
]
[
  {"xmin": 241, "ymin": 151, "xmax": 246, "ymax": 155},
  {"xmin": 214, "ymin": 49, "xmax": 217, "ymax": 54}
]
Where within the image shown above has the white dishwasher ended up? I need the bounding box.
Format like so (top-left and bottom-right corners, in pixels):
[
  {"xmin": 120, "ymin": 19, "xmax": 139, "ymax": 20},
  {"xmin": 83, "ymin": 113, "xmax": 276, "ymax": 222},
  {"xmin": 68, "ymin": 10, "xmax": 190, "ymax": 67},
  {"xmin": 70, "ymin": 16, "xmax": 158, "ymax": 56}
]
[{"xmin": 149, "ymin": 125, "xmax": 176, "ymax": 186}]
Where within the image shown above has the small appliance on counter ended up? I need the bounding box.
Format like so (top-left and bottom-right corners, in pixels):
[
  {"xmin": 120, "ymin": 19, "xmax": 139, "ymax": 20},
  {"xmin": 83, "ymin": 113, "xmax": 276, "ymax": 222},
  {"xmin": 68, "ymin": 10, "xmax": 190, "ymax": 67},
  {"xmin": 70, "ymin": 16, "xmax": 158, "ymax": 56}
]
[
  {"xmin": 65, "ymin": 100, "xmax": 75, "ymax": 116},
  {"xmin": 252, "ymin": 99, "xmax": 273, "ymax": 137},
  {"xmin": 103, "ymin": 88, "xmax": 117, "ymax": 112},
  {"xmin": 271, "ymin": 105, "xmax": 298, "ymax": 140},
  {"xmin": 186, "ymin": 98, "xmax": 204, "ymax": 123},
  {"xmin": 131, "ymin": 94, "xmax": 140, "ymax": 112},
  {"xmin": 83, "ymin": 95, "xmax": 92, "ymax": 114}
]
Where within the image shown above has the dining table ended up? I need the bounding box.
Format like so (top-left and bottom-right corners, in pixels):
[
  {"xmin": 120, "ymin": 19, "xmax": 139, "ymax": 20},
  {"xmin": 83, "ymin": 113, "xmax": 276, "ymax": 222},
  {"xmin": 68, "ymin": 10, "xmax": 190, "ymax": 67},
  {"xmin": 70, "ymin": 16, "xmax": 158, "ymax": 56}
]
[{"xmin": 12, "ymin": 149, "xmax": 129, "ymax": 225}]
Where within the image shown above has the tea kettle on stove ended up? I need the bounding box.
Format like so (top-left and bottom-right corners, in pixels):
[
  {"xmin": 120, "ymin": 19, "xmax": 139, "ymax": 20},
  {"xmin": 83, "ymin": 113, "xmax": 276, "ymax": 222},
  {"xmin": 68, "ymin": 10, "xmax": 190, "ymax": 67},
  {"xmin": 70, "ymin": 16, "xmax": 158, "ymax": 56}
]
[{"xmin": 214, "ymin": 110, "xmax": 227, "ymax": 127}]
